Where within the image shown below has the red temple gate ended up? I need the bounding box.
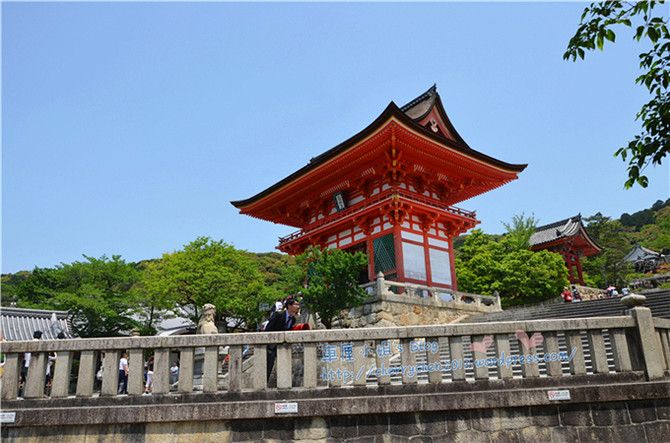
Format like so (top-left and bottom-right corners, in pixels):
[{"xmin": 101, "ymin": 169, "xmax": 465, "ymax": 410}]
[{"xmin": 232, "ymin": 85, "xmax": 526, "ymax": 291}]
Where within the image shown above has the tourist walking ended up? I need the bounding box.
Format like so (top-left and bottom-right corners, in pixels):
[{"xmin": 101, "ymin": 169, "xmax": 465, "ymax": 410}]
[
  {"xmin": 143, "ymin": 355, "xmax": 154, "ymax": 395},
  {"xmin": 118, "ymin": 352, "xmax": 129, "ymax": 394}
]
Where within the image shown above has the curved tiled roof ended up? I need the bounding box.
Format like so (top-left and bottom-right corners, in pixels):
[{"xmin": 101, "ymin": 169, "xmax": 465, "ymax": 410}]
[
  {"xmin": 529, "ymin": 215, "xmax": 583, "ymax": 246},
  {"xmin": 0, "ymin": 307, "xmax": 73, "ymax": 341},
  {"xmin": 231, "ymin": 85, "xmax": 527, "ymax": 210},
  {"xmin": 623, "ymin": 244, "xmax": 662, "ymax": 263},
  {"xmin": 529, "ymin": 214, "xmax": 602, "ymax": 255}
]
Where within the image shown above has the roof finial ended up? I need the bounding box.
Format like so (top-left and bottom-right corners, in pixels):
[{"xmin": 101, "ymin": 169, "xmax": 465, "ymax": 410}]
[{"xmin": 400, "ymin": 84, "xmax": 439, "ymax": 112}]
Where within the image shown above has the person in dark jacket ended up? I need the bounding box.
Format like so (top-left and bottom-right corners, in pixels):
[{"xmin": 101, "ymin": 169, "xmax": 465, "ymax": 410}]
[{"xmin": 265, "ymin": 297, "xmax": 300, "ymax": 380}]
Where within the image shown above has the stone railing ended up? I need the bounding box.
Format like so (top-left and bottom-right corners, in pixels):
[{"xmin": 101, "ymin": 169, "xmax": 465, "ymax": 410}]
[
  {"xmin": 2, "ymin": 306, "xmax": 668, "ymax": 402},
  {"xmin": 361, "ymin": 272, "xmax": 501, "ymax": 311}
]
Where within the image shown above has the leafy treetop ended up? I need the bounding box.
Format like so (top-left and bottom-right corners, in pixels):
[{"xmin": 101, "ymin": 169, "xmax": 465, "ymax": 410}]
[
  {"xmin": 564, "ymin": 1, "xmax": 669, "ymax": 189},
  {"xmin": 296, "ymin": 245, "xmax": 369, "ymax": 329}
]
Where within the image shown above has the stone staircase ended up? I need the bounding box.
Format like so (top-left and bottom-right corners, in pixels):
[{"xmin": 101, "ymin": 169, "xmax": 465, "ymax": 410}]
[{"xmin": 464, "ymin": 289, "xmax": 670, "ymax": 323}]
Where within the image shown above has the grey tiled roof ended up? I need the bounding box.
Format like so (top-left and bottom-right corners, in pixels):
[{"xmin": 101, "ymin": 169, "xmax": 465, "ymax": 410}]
[
  {"xmin": 623, "ymin": 244, "xmax": 661, "ymax": 263},
  {"xmin": 0, "ymin": 307, "xmax": 73, "ymax": 341},
  {"xmin": 529, "ymin": 215, "xmax": 584, "ymax": 246},
  {"xmin": 400, "ymin": 84, "xmax": 438, "ymax": 118}
]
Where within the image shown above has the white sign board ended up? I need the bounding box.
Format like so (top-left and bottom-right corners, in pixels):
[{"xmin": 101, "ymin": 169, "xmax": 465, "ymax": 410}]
[
  {"xmin": 0, "ymin": 412, "xmax": 16, "ymax": 423},
  {"xmin": 547, "ymin": 390, "xmax": 571, "ymax": 401},
  {"xmin": 274, "ymin": 402, "xmax": 298, "ymax": 414}
]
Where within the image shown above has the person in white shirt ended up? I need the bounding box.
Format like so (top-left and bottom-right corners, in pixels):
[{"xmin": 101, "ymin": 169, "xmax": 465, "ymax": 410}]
[
  {"xmin": 170, "ymin": 361, "xmax": 179, "ymax": 386},
  {"xmin": 118, "ymin": 353, "xmax": 129, "ymax": 394}
]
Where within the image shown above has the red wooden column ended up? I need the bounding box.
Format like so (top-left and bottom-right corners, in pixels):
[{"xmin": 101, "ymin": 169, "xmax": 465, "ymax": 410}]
[
  {"xmin": 575, "ymin": 253, "xmax": 585, "ymax": 286},
  {"xmin": 393, "ymin": 225, "xmax": 405, "ymax": 283},
  {"xmin": 448, "ymin": 236, "xmax": 458, "ymax": 291},
  {"xmin": 366, "ymin": 236, "xmax": 374, "ymax": 282},
  {"xmin": 422, "ymin": 230, "xmax": 433, "ymax": 288}
]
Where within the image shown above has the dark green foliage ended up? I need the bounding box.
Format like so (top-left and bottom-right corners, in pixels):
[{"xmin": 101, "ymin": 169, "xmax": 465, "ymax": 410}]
[
  {"xmin": 564, "ymin": 1, "xmax": 669, "ymax": 189},
  {"xmin": 0, "ymin": 270, "xmax": 31, "ymax": 306},
  {"xmin": 296, "ymin": 245, "xmax": 369, "ymax": 329},
  {"xmin": 453, "ymin": 202, "xmax": 669, "ymax": 292},
  {"xmin": 620, "ymin": 198, "xmax": 670, "ymax": 230}
]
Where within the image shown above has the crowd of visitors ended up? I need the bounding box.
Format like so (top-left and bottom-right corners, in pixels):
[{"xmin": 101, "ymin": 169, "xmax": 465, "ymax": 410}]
[
  {"xmin": 561, "ymin": 285, "xmax": 629, "ymax": 302},
  {"xmin": 561, "ymin": 286, "xmax": 582, "ymax": 302}
]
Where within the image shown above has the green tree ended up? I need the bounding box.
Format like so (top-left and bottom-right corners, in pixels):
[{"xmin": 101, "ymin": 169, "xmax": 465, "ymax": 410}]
[
  {"xmin": 455, "ymin": 231, "xmax": 507, "ymax": 295},
  {"xmin": 564, "ymin": 1, "xmax": 669, "ymax": 188},
  {"xmin": 132, "ymin": 259, "xmax": 176, "ymax": 336},
  {"xmin": 13, "ymin": 255, "xmax": 142, "ymax": 337},
  {"xmin": 582, "ymin": 218, "xmax": 635, "ymax": 288},
  {"xmin": 501, "ymin": 213, "xmax": 538, "ymax": 250},
  {"xmin": 1, "ymin": 271, "xmax": 31, "ymax": 307},
  {"xmin": 455, "ymin": 229, "xmax": 569, "ymax": 306},
  {"xmin": 143, "ymin": 237, "xmax": 276, "ymax": 331},
  {"xmin": 296, "ymin": 246, "xmax": 369, "ymax": 329},
  {"xmin": 620, "ymin": 208, "xmax": 655, "ymax": 230},
  {"xmin": 654, "ymin": 206, "xmax": 670, "ymax": 251}
]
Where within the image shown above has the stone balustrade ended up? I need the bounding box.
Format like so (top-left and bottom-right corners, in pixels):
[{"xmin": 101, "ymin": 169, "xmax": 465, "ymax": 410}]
[
  {"xmin": 361, "ymin": 272, "xmax": 501, "ymax": 310},
  {"xmin": 2, "ymin": 306, "xmax": 668, "ymax": 403}
]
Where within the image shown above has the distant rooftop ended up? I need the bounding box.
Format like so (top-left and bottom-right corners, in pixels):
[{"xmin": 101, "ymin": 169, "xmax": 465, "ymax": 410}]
[
  {"xmin": 1, "ymin": 307, "xmax": 73, "ymax": 341},
  {"xmin": 529, "ymin": 215, "xmax": 587, "ymax": 247}
]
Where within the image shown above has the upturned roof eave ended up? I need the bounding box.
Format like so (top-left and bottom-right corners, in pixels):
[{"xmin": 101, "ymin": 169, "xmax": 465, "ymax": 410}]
[
  {"xmin": 231, "ymin": 100, "xmax": 526, "ymax": 210},
  {"xmin": 530, "ymin": 214, "xmax": 602, "ymax": 253},
  {"xmin": 402, "ymin": 87, "xmax": 471, "ymax": 149},
  {"xmin": 230, "ymin": 101, "xmax": 399, "ymax": 210}
]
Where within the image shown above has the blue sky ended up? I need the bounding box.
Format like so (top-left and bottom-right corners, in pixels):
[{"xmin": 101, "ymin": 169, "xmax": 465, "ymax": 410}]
[{"xmin": 2, "ymin": 1, "xmax": 669, "ymax": 274}]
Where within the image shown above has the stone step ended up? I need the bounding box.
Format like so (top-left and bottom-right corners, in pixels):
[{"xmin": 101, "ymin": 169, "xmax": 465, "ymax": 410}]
[{"xmin": 467, "ymin": 289, "xmax": 670, "ymax": 323}]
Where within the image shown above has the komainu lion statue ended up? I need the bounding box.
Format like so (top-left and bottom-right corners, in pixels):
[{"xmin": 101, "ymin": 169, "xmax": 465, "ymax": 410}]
[{"xmin": 197, "ymin": 303, "xmax": 218, "ymax": 334}]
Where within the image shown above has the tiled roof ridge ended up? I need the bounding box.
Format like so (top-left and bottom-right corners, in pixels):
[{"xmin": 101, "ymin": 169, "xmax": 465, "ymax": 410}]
[
  {"xmin": 1, "ymin": 307, "xmax": 69, "ymax": 317},
  {"xmin": 534, "ymin": 214, "xmax": 582, "ymax": 233},
  {"xmin": 400, "ymin": 84, "xmax": 438, "ymax": 113},
  {"xmin": 632, "ymin": 244, "xmax": 659, "ymax": 255},
  {"xmin": 623, "ymin": 244, "xmax": 662, "ymax": 262}
]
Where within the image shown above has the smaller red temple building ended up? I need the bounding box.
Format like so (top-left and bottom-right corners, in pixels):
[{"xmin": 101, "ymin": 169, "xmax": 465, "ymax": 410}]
[
  {"xmin": 232, "ymin": 86, "xmax": 526, "ymax": 291},
  {"xmin": 529, "ymin": 214, "xmax": 602, "ymax": 285}
]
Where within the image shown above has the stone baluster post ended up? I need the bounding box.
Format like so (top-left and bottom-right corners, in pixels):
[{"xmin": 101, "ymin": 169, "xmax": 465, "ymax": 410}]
[
  {"xmin": 1, "ymin": 353, "xmax": 20, "ymax": 400},
  {"xmin": 376, "ymin": 272, "xmax": 386, "ymax": 297},
  {"xmin": 631, "ymin": 308, "xmax": 664, "ymax": 380},
  {"xmin": 623, "ymin": 294, "xmax": 665, "ymax": 379}
]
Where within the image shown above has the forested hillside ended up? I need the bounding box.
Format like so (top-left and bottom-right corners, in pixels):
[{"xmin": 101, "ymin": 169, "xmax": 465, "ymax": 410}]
[{"xmin": 579, "ymin": 199, "xmax": 669, "ymax": 288}]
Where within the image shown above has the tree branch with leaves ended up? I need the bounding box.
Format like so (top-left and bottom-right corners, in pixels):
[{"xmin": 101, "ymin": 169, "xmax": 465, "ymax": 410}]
[{"xmin": 564, "ymin": 1, "xmax": 669, "ymax": 188}]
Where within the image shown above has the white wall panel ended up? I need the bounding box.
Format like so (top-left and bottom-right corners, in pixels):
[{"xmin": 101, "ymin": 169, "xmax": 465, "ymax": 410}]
[
  {"xmin": 428, "ymin": 238, "xmax": 449, "ymax": 249},
  {"xmin": 402, "ymin": 242, "xmax": 427, "ymax": 281},
  {"xmin": 429, "ymin": 248, "xmax": 452, "ymax": 285},
  {"xmin": 401, "ymin": 231, "xmax": 424, "ymax": 243}
]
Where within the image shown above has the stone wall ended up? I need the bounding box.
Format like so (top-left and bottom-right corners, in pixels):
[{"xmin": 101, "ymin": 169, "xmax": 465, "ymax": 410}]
[
  {"xmin": 338, "ymin": 293, "xmax": 488, "ymax": 328},
  {"xmin": 4, "ymin": 399, "xmax": 669, "ymax": 442}
]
